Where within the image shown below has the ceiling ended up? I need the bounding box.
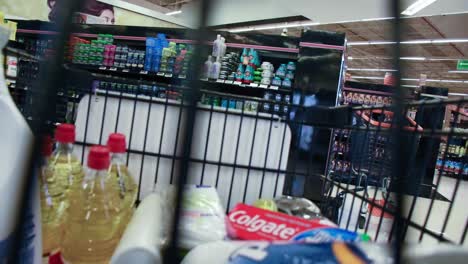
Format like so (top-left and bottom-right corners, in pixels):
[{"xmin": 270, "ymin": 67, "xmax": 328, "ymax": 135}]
[{"xmin": 255, "ymin": 13, "xmax": 468, "ymax": 93}]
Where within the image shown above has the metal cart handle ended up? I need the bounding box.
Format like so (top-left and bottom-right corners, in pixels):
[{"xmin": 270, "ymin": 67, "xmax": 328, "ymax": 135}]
[{"xmin": 356, "ymin": 109, "xmax": 423, "ymax": 132}]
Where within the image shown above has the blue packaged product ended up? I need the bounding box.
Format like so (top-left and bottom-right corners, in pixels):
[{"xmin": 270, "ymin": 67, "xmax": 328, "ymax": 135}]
[
  {"xmin": 229, "ymin": 100, "xmax": 237, "ymax": 109},
  {"xmin": 274, "ymin": 104, "xmax": 280, "ymax": 112},
  {"xmin": 276, "ymin": 64, "xmax": 287, "ymax": 78},
  {"xmin": 221, "ymin": 99, "xmax": 229, "ymax": 108},
  {"xmin": 275, "ymin": 94, "xmax": 282, "ymax": 102},
  {"xmin": 282, "ymin": 78, "xmax": 292, "ymax": 88},
  {"xmin": 287, "ymin": 61, "xmax": 296, "ymax": 71},
  {"xmin": 272, "ymin": 77, "xmax": 282, "ymax": 86}
]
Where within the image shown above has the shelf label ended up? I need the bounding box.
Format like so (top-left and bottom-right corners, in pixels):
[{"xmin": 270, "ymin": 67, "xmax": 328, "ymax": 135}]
[
  {"xmin": 157, "ymin": 72, "xmax": 165, "ymax": 76},
  {"xmin": 140, "ymin": 70, "xmax": 149, "ymax": 75},
  {"xmin": 178, "ymin": 74, "xmax": 187, "ymax": 79},
  {"xmin": 165, "ymin": 73, "xmax": 173, "ymax": 78},
  {"xmin": 200, "ymin": 78, "xmax": 209, "ymax": 81},
  {"xmin": 109, "ymin": 67, "xmax": 117, "ymax": 71},
  {"xmin": 457, "ymin": 60, "xmax": 468, "ymax": 71},
  {"xmin": 269, "ymin": 86, "xmax": 279, "ymax": 90},
  {"xmin": 259, "ymin": 84, "xmax": 269, "ymax": 89},
  {"xmin": 122, "ymin": 69, "xmax": 130, "ymax": 73},
  {"xmin": 233, "ymin": 81, "xmax": 243, "ymax": 86},
  {"xmin": 99, "ymin": 66, "xmax": 107, "ymax": 70},
  {"xmin": 216, "ymin": 79, "xmax": 225, "ymax": 83},
  {"xmin": 225, "ymin": 80, "xmax": 234, "ymax": 84}
]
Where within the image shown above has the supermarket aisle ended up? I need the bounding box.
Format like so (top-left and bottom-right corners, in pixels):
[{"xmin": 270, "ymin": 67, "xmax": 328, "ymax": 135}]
[{"xmin": 432, "ymin": 174, "xmax": 468, "ymax": 247}]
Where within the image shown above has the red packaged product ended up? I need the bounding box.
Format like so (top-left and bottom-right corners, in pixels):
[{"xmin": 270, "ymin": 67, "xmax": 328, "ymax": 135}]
[{"xmin": 227, "ymin": 203, "xmax": 335, "ymax": 241}]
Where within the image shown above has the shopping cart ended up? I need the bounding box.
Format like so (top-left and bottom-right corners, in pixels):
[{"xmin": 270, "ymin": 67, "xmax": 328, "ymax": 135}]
[{"xmin": 4, "ymin": 0, "xmax": 468, "ymax": 262}]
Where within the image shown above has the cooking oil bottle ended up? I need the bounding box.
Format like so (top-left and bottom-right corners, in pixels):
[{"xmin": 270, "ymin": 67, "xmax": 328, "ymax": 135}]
[
  {"xmin": 62, "ymin": 146, "xmax": 128, "ymax": 264},
  {"xmin": 41, "ymin": 124, "xmax": 83, "ymax": 255},
  {"xmin": 107, "ymin": 133, "xmax": 137, "ymax": 235}
]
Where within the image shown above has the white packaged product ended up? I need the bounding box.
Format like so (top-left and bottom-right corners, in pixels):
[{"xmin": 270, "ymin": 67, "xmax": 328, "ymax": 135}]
[
  {"xmin": 155, "ymin": 185, "xmax": 227, "ymax": 250},
  {"xmin": 0, "ymin": 25, "xmax": 41, "ymax": 263},
  {"xmin": 111, "ymin": 193, "xmax": 163, "ymax": 264},
  {"xmin": 182, "ymin": 241, "xmax": 468, "ymax": 264}
]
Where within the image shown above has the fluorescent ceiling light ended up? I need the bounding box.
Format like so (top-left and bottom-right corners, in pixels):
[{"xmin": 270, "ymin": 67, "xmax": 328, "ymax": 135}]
[
  {"xmin": 400, "ymin": 57, "xmax": 426, "ymax": 61},
  {"xmin": 449, "ymin": 70, "xmax": 468, "ymax": 74},
  {"xmin": 402, "ymin": 0, "xmax": 438, "ymax": 16},
  {"xmin": 166, "ymin": 10, "xmax": 182, "ymax": 16},
  {"xmin": 229, "ymin": 21, "xmax": 320, "ymax": 33},
  {"xmin": 347, "ymin": 38, "xmax": 468, "ymax": 46},
  {"xmin": 347, "ymin": 68, "xmax": 397, "ymax": 72}
]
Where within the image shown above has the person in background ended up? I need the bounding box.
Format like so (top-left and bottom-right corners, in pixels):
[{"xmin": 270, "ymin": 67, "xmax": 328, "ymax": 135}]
[{"xmin": 48, "ymin": 0, "xmax": 115, "ymax": 24}]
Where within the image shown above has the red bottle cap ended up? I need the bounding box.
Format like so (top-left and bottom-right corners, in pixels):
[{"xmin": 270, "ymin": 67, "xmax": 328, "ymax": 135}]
[
  {"xmin": 41, "ymin": 135, "xmax": 53, "ymax": 156},
  {"xmin": 107, "ymin": 133, "xmax": 127, "ymax": 153},
  {"xmin": 55, "ymin": 124, "xmax": 76, "ymax": 143},
  {"xmin": 87, "ymin": 146, "xmax": 110, "ymax": 170}
]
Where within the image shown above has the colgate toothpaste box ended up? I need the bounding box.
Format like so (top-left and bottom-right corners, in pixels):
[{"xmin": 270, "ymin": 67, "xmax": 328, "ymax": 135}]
[{"xmin": 227, "ymin": 203, "xmax": 337, "ymax": 241}]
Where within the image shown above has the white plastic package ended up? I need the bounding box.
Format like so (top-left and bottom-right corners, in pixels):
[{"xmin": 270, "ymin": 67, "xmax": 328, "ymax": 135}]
[{"xmin": 154, "ymin": 184, "xmax": 227, "ymax": 250}]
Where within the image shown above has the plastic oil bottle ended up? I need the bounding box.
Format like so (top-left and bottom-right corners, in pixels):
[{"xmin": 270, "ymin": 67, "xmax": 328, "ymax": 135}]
[
  {"xmin": 41, "ymin": 124, "xmax": 84, "ymax": 254},
  {"xmin": 62, "ymin": 146, "xmax": 128, "ymax": 264},
  {"xmin": 107, "ymin": 133, "xmax": 137, "ymax": 235}
]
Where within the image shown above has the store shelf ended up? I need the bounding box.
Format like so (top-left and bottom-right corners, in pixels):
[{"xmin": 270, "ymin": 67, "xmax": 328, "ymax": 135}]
[{"xmin": 67, "ymin": 63, "xmax": 292, "ymax": 98}]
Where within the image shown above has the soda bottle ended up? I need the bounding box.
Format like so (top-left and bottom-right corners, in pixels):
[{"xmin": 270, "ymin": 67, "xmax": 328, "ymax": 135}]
[
  {"xmin": 62, "ymin": 146, "xmax": 127, "ymax": 264},
  {"xmin": 107, "ymin": 133, "xmax": 137, "ymax": 234},
  {"xmin": 42, "ymin": 124, "xmax": 84, "ymax": 254}
]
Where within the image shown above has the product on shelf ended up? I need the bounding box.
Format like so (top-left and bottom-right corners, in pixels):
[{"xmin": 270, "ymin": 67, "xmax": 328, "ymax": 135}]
[
  {"xmin": 62, "ymin": 146, "xmax": 128, "ymax": 264},
  {"xmin": 41, "ymin": 124, "xmax": 84, "ymax": 254},
  {"xmin": 107, "ymin": 133, "xmax": 137, "ymax": 236}
]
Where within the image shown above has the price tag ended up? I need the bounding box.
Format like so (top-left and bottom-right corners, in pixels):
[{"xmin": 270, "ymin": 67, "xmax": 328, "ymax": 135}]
[
  {"xmin": 109, "ymin": 67, "xmax": 117, "ymax": 71},
  {"xmin": 179, "ymin": 74, "xmax": 187, "ymax": 79},
  {"xmin": 99, "ymin": 66, "xmax": 107, "ymax": 70},
  {"xmin": 122, "ymin": 69, "xmax": 130, "ymax": 73},
  {"xmin": 165, "ymin": 73, "xmax": 173, "ymax": 78},
  {"xmin": 157, "ymin": 72, "xmax": 165, "ymax": 76},
  {"xmin": 225, "ymin": 80, "xmax": 234, "ymax": 84},
  {"xmin": 249, "ymin": 83, "xmax": 259, "ymax": 88},
  {"xmin": 140, "ymin": 70, "xmax": 149, "ymax": 75},
  {"xmin": 233, "ymin": 81, "xmax": 242, "ymax": 86},
  {"xmin": 269, "ymin": 86, "xmax": 279, "ymax": 90},
  {"xmin": 200, "ymin": 78, "xmax": 209, "ymax": 82},
  {"xmin": 259, "ymin": 84, "xmax": 269, "ymax": 89},
  {"xmin": 216, "ymin": 79, "xmax": 225, "ymax": 83}
]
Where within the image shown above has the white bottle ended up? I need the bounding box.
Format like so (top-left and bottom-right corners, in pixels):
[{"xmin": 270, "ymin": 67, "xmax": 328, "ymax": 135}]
[
  {"xmin": 220, "ymin": 37, "xmax": 227, "ymax": 57},
  {"xmin": 212, "ymin": 34, "xmax": 222, "ymax": 57},
  {"xmin": 111, "ymin": 193, "xmax": 163, "ymax": 264},
  {"xmin": 203, "ymin": 55, "xmax": 213, "ymax": 79},
  {"xmin": 210, "ymin": 57, "xmax": 221, "ymax": 80},
  {"xmin": 0, "ymin": 26, "xmax": 41, "ymax": 263}
]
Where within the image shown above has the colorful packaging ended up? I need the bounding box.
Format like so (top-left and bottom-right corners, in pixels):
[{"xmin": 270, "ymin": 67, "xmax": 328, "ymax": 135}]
[{"xmin": 227, "ymin": 204, "xmax": 334, "ymax": 241}]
